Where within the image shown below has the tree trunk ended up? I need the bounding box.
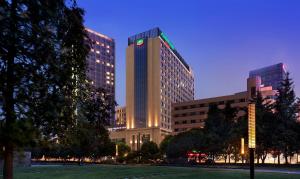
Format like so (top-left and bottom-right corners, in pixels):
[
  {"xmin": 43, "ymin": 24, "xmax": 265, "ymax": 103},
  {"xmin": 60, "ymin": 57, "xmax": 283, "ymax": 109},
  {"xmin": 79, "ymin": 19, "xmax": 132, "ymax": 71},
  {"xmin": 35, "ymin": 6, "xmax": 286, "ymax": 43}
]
[
  {"xmin": 278, "ymin": 154, "xmax": 280, "ymax": 164},
  {"xmin": 3, "ymin": 146, "xmax": 14, "ymax": 179},
  {"xmin": 261, "ymin": 154, "xmax": 267, "ymax": 164},
  {"xmin": 3, "ymin": 0, "xmax": 17, "ymax": 178},
  {"xmin": 228, "ymin": 155, "xmax": 230, "ymax": 164},
  {"xmin": 284, "ymin": 155, "xmax": 288, "ymax": 164}
]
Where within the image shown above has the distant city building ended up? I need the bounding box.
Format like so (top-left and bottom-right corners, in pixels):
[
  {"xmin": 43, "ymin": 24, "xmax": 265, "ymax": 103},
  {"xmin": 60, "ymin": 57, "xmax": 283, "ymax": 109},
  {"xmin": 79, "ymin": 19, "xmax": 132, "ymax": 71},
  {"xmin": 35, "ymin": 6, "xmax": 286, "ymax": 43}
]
[
  {"xmin": 249, "ymin": 63, "xmax": 287, "ymax": 90},
  {"xmin": 172, "ymin": 76, "xmax": 277, "ymax": 135},
  {"xmin": 115, "ymin": 106, "xmax": 126, "ymax": 127},
  {"xmin": 85, "ymin": 28, "xmax": 115, "ymax": 125},
  {"xmin": 110, "ymin": 27, "xmax": 194, "ymax": 149}
]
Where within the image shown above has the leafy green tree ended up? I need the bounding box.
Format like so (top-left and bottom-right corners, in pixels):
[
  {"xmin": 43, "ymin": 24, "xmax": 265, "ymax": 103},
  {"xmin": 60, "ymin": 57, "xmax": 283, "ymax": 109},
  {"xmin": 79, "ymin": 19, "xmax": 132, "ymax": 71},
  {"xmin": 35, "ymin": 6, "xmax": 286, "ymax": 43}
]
[
  {"xmin": 166, "ymin": 129, "xmax": 206, "ymax": 159},
  {"xmin": 61, "ymin": 86, "xmax": 116, "ymax": 164},
  {"xmin": 159, "ymin": 135, "xmax": 174, "ymax": 156},
  {"xmin": 0, "ymin": 1, "xmax": 88, "ymax": 178},
  {"xmin": 204, "ymin": 104, "xmax": 228, "ymax": 161},
  {"xmin": 273, "ymin": 73, "xmax": 299, "ymax": 164},
  {"xmin": 140, "ymin": 141, "xmax": 159, "ymax": 162},
  {"xmin": 116, "ymin": 142, "xmax": 131, "ymax": 163}
]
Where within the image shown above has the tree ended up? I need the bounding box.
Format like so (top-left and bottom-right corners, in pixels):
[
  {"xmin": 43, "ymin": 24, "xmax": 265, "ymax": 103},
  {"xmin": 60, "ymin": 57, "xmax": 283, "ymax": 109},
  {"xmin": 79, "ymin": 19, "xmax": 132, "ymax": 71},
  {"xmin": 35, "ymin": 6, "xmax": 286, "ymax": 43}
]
[
  {"xmin": 165, "ymin": 129, "xmax": 206, "ymax": 160},
  {"xmin": 116, "ymin": 142, "xmax": 131, "ymax": 160},
  {"xmin": 0, "ymin": 1, "xmax": 89, "ymax": 178},
  {"xmin": 253, "ymin": 91, "xmax": 275, "ymax": 164},
  {"xmin": 273, "ymin": 72, "xmax": 299, "ymax": 164},
  {"xmin": 204, "ymin": 104, "xmax": 229, "ymax": 161},
  {"xmin": 140, "ymin": 141, "xmax": 159, "ymax": 162},
  {"xmin": 58, "ymin": 86, "xmax": 116, "ymax": 164},
  {"xmin": 221, "ymin": 102, "xmax": 238, "ymax": 163},
  {"xmin": 159, "ymin": 135, "xmax": 174, "ymax": 157}
]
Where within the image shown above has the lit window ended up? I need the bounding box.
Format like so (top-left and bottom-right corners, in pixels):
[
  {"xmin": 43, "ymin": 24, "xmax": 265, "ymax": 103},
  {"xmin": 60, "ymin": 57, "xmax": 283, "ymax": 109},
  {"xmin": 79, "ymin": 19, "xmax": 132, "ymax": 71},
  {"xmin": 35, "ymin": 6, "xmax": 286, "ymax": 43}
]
[
  {"xmin": 106, "ymin": 72, "xmax": 110, "ymax": 75},
  {"xmin": 111, "ymin": 73, "xmax": 114, "ymax": 76},
  {"xmin": 106, "ymin": 76, "xmax": 110, "ymax": 79},
  {"xmin": 96, "ymin": 41, "xmax": 100, "ymax": 45},
  {"xmin": 106, "ymin": 63, "xmax": 110, "ymax": 67},
  {"xmin": 106, "ymin": 45, "xmax": 110, "ymax": 49},
  {"xmin": 91, "ymin": 49, "xmax": 94, "ymax": 52},
  {"xmin": 111, "ymin": 82, "xmax": 114, "ymax": 85},
  {"xmin": 101, "ymin": 43, "xmax": 105, "ymax": 46},
  {"xmin": 106, "ymin": 50, "xmax": 110, "ymax": 53},
  {"xmin": 106, "ymin": 81, "xmax": 110, "ymax": 84},
  {"xmin": 96, "ymin": 50, "xmax": 100, "ymax": 54},
  {"xmin": 96, "ymin": 59, "xmax": 100, "ymax": 63},
  {"xmin": 111, "ymin": 64, "xmax": 114, "ymax": 68}
]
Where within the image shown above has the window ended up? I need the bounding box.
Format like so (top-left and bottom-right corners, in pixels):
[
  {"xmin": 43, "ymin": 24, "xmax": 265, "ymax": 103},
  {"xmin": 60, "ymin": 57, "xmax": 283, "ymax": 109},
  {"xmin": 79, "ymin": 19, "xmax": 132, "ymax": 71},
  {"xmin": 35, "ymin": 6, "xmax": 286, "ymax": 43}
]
[
  {"xmin": 191, "ymin": 120, "xmax": 196, "ymax": 123},
  {"xmin": 182, "ymin": 120, "xmax": 187, "ymax": 124},
  {"xmin": 240, "ymin": 98, "xmax": 246, "ymax": 102}
]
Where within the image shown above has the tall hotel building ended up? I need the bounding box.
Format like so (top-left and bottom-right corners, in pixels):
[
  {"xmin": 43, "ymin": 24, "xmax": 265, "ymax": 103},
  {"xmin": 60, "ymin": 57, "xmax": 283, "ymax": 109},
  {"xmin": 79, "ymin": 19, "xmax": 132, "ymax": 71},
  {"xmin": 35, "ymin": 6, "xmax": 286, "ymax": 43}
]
[
  {"xmin": 85, "ymin": 28, "xmax": 115, "ymax": 125},
  {"xmin": 110, "ymin": 28, "xmax": 194, "ymax": 148}
]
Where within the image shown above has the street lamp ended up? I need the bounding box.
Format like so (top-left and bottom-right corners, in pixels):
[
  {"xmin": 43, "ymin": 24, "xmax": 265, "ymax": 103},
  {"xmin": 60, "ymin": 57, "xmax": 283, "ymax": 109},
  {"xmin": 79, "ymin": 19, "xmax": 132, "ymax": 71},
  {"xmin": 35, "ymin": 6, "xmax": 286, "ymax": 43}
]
[
  {"xmin": 241, "ymin": 138, "xmax": 245, "ymax": 163},
  {"xmin": 248, "ymin": 103, "xmax": 256, "ymax": 179}
]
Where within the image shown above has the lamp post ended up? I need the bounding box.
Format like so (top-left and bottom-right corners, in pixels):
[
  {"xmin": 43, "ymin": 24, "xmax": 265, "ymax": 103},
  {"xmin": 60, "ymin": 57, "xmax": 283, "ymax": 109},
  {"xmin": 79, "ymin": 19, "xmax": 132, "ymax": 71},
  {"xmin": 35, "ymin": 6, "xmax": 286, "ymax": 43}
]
[
  {"xmin": 248, "ymin": 103, "xmax": 256, "ymax": 179},
  {"xmin": 241, "ymin": 138, "xmax": 245, "ymax": 163}
]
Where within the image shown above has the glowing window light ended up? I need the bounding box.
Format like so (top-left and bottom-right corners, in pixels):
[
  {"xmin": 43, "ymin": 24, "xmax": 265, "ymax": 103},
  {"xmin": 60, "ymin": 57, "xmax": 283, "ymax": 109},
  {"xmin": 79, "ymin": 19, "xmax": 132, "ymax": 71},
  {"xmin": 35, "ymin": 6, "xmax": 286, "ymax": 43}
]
[{"xmin": 248, "ymin": 103, "xmax": 256, "ymax": 149}]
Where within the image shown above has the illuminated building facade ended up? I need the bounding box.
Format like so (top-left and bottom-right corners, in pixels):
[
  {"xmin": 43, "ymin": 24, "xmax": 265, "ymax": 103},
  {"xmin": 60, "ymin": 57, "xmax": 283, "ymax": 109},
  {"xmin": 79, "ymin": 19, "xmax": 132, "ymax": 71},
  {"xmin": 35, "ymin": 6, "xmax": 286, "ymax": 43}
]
[
  {"xmin": 110, "ymin": 28, "xmax": 194, "ymax": 149},
  {"xmin": 85, "ymin": 28, "xmax": 115, "ymax": 125},
  {"xmin": 115, "ymin": 106, "xmax": 126, "ymax": 127},
  {"xmin": 249, "ymin": 63, "xmax": 287, "ymax": 90}
]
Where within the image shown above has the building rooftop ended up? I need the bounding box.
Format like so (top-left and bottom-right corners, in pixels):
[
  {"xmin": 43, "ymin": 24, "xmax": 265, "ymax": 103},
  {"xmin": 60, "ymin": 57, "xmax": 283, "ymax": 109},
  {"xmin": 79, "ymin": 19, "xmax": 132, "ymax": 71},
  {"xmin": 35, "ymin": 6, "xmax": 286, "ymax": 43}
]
[
  {"xmin": 85, "ymin": 27, "xmax": 114, "ymax": 41},
  {"xmin": 128, "ymin": 27, "xmax": 191, "ymax": 71}
]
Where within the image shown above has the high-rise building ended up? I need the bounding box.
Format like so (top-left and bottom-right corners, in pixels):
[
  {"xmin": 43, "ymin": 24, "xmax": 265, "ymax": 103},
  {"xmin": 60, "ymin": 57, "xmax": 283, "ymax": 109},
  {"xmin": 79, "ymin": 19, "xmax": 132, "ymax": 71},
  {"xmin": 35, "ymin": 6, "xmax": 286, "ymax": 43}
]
[
  {"xmin": 249, "ymin": 63, "xmax": 287, "ymax": 90},
  {"xmin": 85, "ymin": 28, "xmax": 115, "ymax": 125},
  {"xmin": 126, "ymin": 27, "xmax": 194, "ymax": 131},
  {"xmin": 110, "ymin": 28, "xmax": 194, "ymax": 148}
]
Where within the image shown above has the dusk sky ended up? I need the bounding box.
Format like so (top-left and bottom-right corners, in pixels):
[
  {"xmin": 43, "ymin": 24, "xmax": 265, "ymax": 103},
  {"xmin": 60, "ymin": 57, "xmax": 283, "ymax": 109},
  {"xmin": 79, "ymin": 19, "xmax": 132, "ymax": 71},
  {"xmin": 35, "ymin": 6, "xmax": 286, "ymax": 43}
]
[{"xmin": 78, "ymin": 0, "xmax": 300, "ymax": 106}]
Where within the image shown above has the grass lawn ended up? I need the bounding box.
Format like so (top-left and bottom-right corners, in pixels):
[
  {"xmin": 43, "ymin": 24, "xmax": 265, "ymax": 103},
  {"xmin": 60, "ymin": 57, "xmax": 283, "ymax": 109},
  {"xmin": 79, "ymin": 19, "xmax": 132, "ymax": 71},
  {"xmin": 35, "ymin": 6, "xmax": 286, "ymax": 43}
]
[{"xmin": 3, "ymin": 165, "xmax": 300, "ymax": 179}]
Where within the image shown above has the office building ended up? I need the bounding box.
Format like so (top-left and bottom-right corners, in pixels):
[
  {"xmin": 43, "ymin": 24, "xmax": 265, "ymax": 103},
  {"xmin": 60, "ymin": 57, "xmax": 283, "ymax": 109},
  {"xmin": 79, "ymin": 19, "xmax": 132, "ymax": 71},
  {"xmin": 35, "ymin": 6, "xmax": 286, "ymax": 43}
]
[
  {"xmin": 85, "ymin": 28, "xmax": 115, "ymax": 125},
  {"xmin": 249, "ymin": 63, "xmax": 287, "ymax": 90},
  {"xmin": 172, "ymin": 76, "xmax": 277, "ymax": 135},
  {"xmin": 110, "ymin": 28, "xmax": 194, "ymax": 149},
  {"xmin": 115, "ymin": 106, "xmax": 126, "ymax": 127}
]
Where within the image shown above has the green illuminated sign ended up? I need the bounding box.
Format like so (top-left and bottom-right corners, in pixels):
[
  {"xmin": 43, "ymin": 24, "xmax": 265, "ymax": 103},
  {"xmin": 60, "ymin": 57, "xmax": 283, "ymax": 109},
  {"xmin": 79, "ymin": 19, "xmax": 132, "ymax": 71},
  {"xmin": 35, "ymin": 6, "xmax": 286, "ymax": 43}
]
[
  {"xmin": 136, "ymin": 39, "xmax": 144, "ymax": 46},
  {"xmin": 160, "ymin": 32, "xmax": 175, "ymax": 50}
]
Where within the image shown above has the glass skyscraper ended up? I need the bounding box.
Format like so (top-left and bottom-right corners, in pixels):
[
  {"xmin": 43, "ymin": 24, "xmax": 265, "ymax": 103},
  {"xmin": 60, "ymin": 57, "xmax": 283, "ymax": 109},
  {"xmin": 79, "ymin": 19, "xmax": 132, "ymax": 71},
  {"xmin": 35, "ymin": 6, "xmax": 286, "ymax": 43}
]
[{"xmin": 249, "ymin": 63, "xmax": 287, "ymax": 90}]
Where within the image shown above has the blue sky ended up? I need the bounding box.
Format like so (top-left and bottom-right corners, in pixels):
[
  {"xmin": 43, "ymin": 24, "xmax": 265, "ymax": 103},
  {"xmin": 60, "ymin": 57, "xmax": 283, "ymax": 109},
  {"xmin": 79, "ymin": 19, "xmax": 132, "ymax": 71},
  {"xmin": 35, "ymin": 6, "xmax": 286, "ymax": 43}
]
[{"xmin": 78, "ymin": 0, "xmax": 300, "ymax": 106}]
